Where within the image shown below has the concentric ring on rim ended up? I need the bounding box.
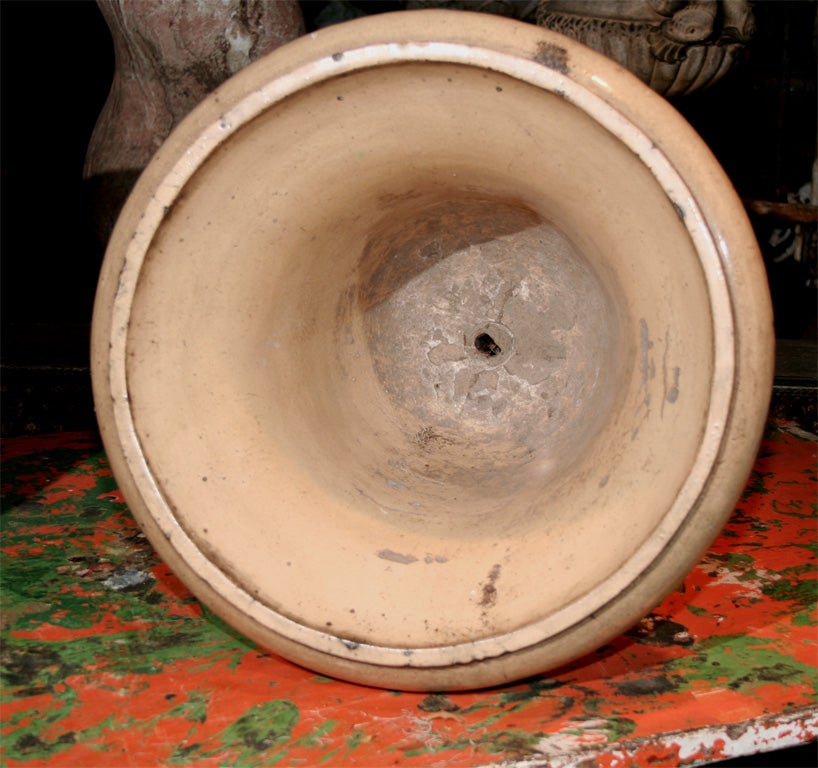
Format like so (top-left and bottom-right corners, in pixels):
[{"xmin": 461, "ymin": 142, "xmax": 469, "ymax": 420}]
[{"xmin": 92, "ymin": 11, "xmax": 770, "ymax": 689}]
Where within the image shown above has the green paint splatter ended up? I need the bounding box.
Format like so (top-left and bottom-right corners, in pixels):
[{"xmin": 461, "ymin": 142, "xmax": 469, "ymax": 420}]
[
  {"xmin": 169, "ymin": 699, "xmax": 299, "ymax": 765},
  {"xmin": 667, "ymin": 634, "xmax": 817, "ymax": 697},
  {"xmin": 761, "ymin": 566, "xmax": 817, "ymax": 611},
  {"xmin": 8, "ymin": 728, "xmax": 79, "ymax": 761},
  {"xmin": 742, "ymin": 469, "xmax": 774, "ymax": 498},
  {"xmin": 3, "ymin": 710, "xmax": 118, "ymax": 764},
  {"xmin": 793, "ymin": 610, "xmax": 817, "ymax": 626},
  {"xmin": 466, "ymin": 709, "xmax": 512, "ymax": 730},
  {"xmin": 497, "ymin": 677, "xmax": 563, "ymax": 705},
  {"xmin": 772, "ymin": 498, "xmax": 813, "ymax": 519},
  {"xmin": 418, "ymin": 693, "xmax": 460, "ymax": 712},
  {"xmin": 296, "ymin": 718, "xmax": 337, "ymax": 748},
  {"xmin": 454, "ymin": 728, "xmax": 546, "ymax": 757},
  {"xmin": 345, "ymin": 727, "xmax": 368, "ymax": 752},
  {"xmin": 220, "ymin": 699, "xmax": 299, "ymax": 763},
  {"xmin": 166, "ymin": 691, "xmax": 209, "ymax": 724},
  {"xmin": 583, "ymin": 697, "xmax": 603, "ymax": 714},
  {"xmin": 1, "ymin": 621, "xmax": 248, "ymax": 698},
  {"xmin": 605, "ymin": 717, "xmax": 638, "ymax": 741},
  {"xmin": 1, "ymin": 446, "xmax": 108, "ymax": 516},
  {"xmin": 708, "ymin": 552, "xmax": 755, "ymax": 569},
  {"xmin": 792, "ymin": 538, "xmax": 818, "ymax": 557}
]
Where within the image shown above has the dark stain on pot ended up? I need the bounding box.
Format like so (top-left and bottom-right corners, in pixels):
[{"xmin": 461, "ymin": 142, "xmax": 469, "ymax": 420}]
[
  {"xmin": 534, "ymin": 41, "xmax": 569, "ymax": 74},
  {"xmin": 415, "ymin": 426, "xmax": 455, "ymax": 450},
  {"xmin": 378, "ymin": 189, "xmax": 424, "ymax": 207},
  {"xmin": 331, "ymin": 51, "xmax": 343, "ymax": 62},
  {"xmin": 666, "ymin": 366, "xmax": 681, "ymax": 404},
  {"xmin": 480, "ymin": 563, "xmax": 502, "ymax": 607},
  {"xmin": 672, "ymin": 201, "xmax": 686, "ymax": 221},
  {"xmin": 154, "ymin": 190, "xmax": 187, "ymax": 228},
  {"xmin": 377, "ymin": 549, "xmax": 418, "ymax": 565}
]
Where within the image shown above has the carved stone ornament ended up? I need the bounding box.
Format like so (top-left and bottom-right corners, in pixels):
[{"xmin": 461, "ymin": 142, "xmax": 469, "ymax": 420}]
[
  {"xmin": 536, "ymin": 0, "xmax": 755, "ymax": 96},
  {"xmin": 84, "ymin": 0, "xmax": 304, "ymax": 244}
]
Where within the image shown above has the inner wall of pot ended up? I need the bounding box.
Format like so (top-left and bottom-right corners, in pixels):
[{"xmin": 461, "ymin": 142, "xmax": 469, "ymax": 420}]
[{"xmin": 127, "ymin": 62, "xmax": 714, "ymax": 648}]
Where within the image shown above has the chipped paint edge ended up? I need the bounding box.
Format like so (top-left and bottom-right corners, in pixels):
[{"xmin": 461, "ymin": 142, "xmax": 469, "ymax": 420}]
[{"xmin": 501, "ymin": 706, "xmax": 818, "ymax": 768}]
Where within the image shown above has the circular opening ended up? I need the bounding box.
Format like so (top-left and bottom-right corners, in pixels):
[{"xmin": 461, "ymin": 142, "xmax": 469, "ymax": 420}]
[
  {"xmin": 474, "ymin": 333, "xmax": 501, "ymax": 357},
  {"xmin": 471, "ymin": 322, "xmax": 514, "ymax": 364},
  {"xmin": 122, "ymin": 57, "xmax": 717, "ymax": 657},
  {"xmin": 355, "ymin": 194, "xmax": 621, "ymax": 504}
]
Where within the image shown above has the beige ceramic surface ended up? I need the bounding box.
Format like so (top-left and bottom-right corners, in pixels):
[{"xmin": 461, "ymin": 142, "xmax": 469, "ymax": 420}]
[{"xmin": 91, "ymin": 10, "xmax": 774, "ymax": 691}]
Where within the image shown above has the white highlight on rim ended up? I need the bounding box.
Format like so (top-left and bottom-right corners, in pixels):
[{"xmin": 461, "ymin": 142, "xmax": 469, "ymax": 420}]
[{"xmin": 107, "ymin": 40, "xmax": 735, "ymax": 668}]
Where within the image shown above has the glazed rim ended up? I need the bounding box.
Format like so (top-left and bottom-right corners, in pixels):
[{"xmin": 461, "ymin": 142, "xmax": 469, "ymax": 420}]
[{"xmin": 95, "ymin": 11, "xmax": 768, "ymax": 683}]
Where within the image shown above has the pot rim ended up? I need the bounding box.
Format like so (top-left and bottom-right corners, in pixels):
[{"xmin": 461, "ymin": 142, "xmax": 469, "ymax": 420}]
[{"xmin": 92, "ymin": 10, "xmax": 773, "ymax": 689}]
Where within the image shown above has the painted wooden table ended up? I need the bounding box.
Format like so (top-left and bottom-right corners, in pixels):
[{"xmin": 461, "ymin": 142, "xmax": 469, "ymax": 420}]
[{"xmin": 1, "ymin": 420, "xmax": 816, "ymax": 767}]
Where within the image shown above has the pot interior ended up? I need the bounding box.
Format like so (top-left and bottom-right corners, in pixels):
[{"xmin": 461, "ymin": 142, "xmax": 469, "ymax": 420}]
[{"xmin": 126, "ymin": 61, "xmax": 714, "ymax": 650}]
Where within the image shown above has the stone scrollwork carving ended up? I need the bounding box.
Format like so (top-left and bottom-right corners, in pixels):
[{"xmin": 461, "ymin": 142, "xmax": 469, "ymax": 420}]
[{"xmin": 536, "ymin": 0, "xmax": 755, "ymax": 96}]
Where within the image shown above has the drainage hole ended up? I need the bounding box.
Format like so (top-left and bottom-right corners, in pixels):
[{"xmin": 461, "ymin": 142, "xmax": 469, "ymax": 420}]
[{"xmin": 474, "ymin": 333, "xmax": 501, "ymax": 357}]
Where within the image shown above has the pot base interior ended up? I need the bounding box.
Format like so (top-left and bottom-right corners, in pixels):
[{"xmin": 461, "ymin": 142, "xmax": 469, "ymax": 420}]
[
  {"xmin": 355, "ymin": 195, "xmax": 620, "ymax": 518},
  {"xmin": 124, "ymin": 60, "xmax": 715, "ymax": 651}
]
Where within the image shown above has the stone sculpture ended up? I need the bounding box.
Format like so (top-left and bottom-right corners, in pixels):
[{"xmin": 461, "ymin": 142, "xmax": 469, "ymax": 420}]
[
  {"xmin": 536, "ymin": 0, "xmax": 755, "ymax": 95},
  {"xmin": 84, "ymin": 0, "xmax": 304, "ymax": 244}
]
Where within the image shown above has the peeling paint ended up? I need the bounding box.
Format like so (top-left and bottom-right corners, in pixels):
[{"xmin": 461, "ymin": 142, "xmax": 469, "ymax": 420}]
[{"xmin": 1, "ymin": 424, "xmax": 815, "ymax": 766}]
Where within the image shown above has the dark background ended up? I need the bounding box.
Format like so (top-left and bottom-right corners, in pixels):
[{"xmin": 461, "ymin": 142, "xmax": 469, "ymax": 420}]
[
  {"xmin": 0, "ymin": 2, "xmax": 816, "ymax": 765},
  {"xmin": 1, "ymin": 1, "xmax": 816, "ymax": 436}
]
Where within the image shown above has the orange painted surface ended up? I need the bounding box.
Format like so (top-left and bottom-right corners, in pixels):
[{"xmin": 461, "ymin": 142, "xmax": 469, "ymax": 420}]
[{"xmin": 1, "ymin": 422, "xmax": 816, "ymax": 766}]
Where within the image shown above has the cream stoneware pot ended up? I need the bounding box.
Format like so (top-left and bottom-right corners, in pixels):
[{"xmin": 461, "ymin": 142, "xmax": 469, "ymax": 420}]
[{"xmin": 92, "ymin": 10, "xmax": 774, "ymax": 691}]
